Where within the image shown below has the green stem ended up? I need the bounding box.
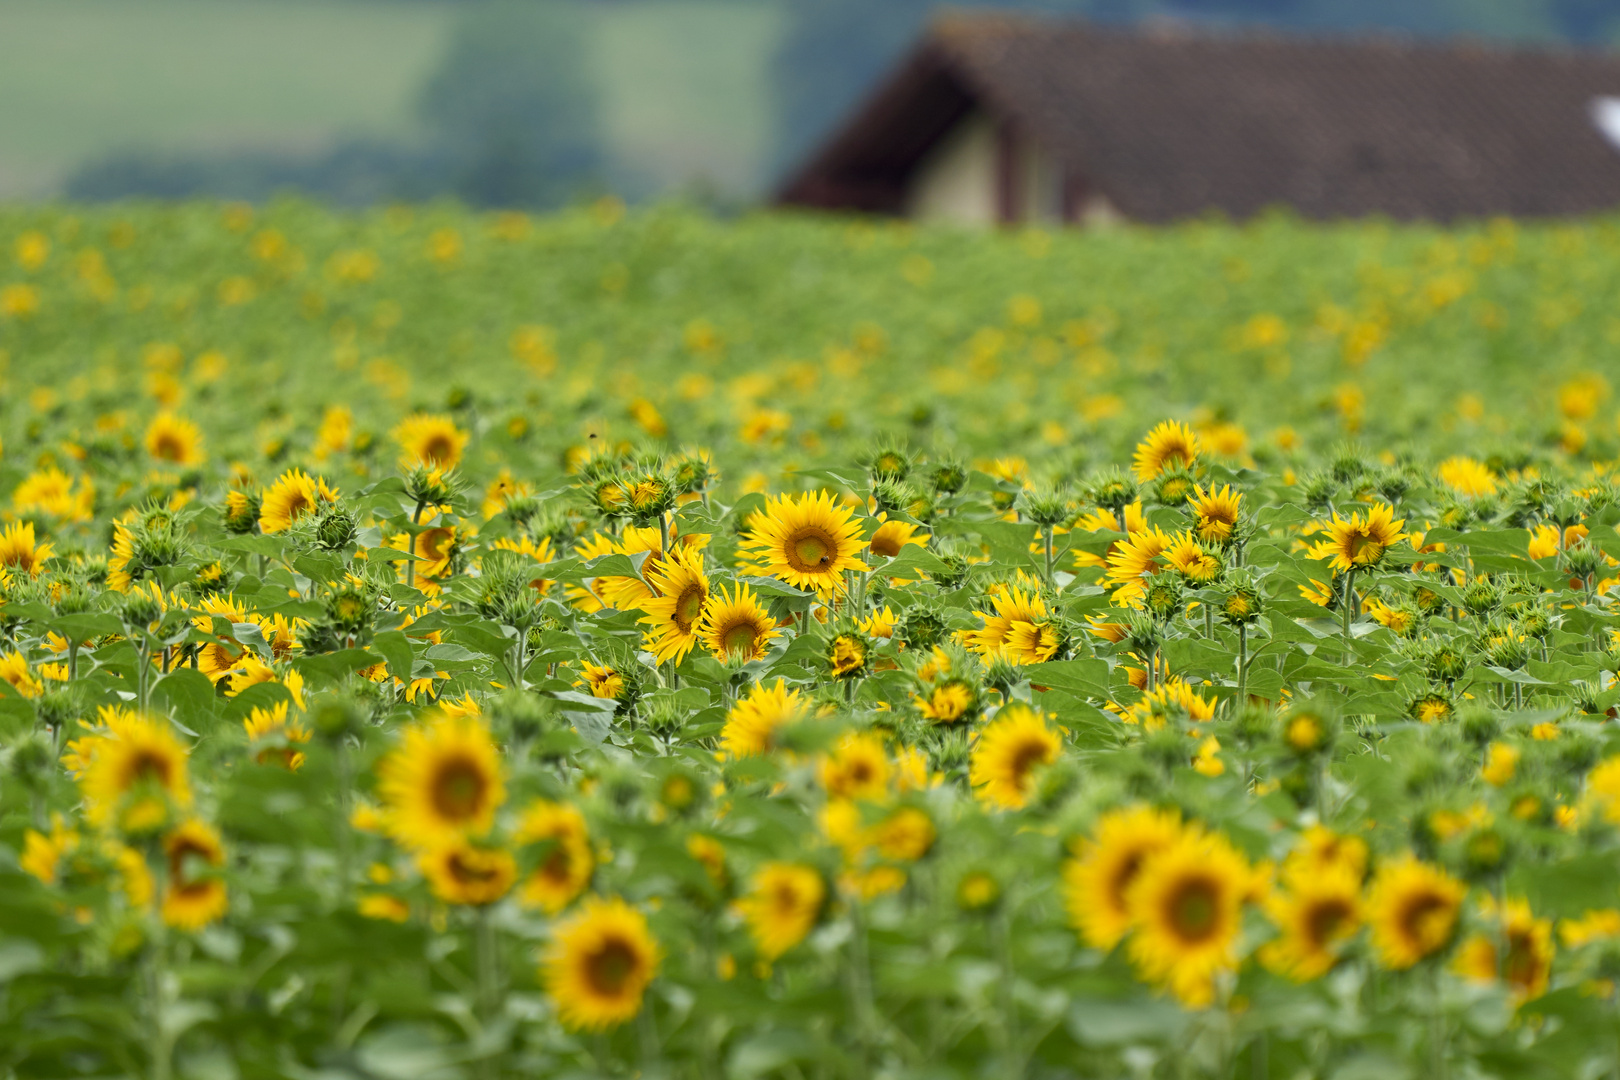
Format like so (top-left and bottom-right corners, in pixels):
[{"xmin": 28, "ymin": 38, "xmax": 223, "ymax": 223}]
[
  {"xmin": 1237, "ymin": 623, "xmax": 1248, "ymax": 701},
  {"xmin": 1043, "ymin": 528, "xmax": 1055, "ymax": 587},
  {"xmin": 846, "ymin": 898, "xmax": 877, "ymax": 1070},
  {"xmin": 406, "ymin": 500, "xmax": 425, "ymax": 590},
  {"xmin": 991, "ymin": 905, "xmax": 1020, "ymax": 1078},
  {"xmin": 1340, "ymin": 569, "xmax": 1356, "ymax": 661}
]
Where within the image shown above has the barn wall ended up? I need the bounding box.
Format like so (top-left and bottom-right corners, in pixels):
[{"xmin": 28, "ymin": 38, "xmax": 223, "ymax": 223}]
[{"xmin": 904, "ymin": 112, "xmax": 998, "ymax": 225}]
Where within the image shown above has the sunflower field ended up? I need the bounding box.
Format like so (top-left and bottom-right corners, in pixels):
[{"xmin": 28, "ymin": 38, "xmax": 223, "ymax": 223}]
[{"xmin": 4, "ymin": 201, "xmax": 1620, "ymax": 1079}]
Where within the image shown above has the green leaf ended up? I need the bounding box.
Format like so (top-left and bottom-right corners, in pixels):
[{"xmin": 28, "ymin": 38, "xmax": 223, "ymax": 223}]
[
  {"xmin": 1025, "ymin": 658, "xmax": 1110, "ymax": 697},
  {"xmin": 152, "ymin": 668, "xmax": 219, "ymax": 731},
  {"xmin": 371, "ymin": 630, "xmax": 415, "ymax": 683}
]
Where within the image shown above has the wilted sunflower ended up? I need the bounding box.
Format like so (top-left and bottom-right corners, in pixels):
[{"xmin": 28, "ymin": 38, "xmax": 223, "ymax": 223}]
[
  {"xmin": 376, "ymin": 712, "xmax": 506, "ymax": 850},
  {"xmin": 393, "ymin": 412, "xmax": 469, "ymax": 470},
  {"xmin": 0, "ymin": 521, "xmax": 52, "ymax": 578},
  {"xmin": 697, "ymin": 582, "xmax": 779, "ymax": 664},
  {"xmin": 1189, "ymin": 484, "xmax": 1242, "ymax": 544},
  {"xmin": 259, "ymin": 469, "xmax": 339, "ymax": 534},
  {"xmin": 1259, "ymin": 864, "xmax": 1363, "ymax": 982},
  {"xmin": 80, "ymin": 713, "xmax": 193, "ymax": 834},
  {"xmin": 515, "ymin": 799, "xmax": 595, "ymax": 914},
  {"xmin": 719, "ymin": 679, "xmax": 808, "ymax": 758},
  {"xmin": 420, "ymin": 840, "xmax": 517, "ymax": 907},
  {"xmin": 1063, "ymin": 804, "xmax": 1185, "ymax": 950},
  {"xmin": 1452, "ymin": 896, "xmax": 1553, "ymax": 1002},
  {"xmin": 1365, "ymin": 854, "xmax": 1465, "ymax": 970},
  {"xmin": 1132, "ymin": 420, "xmax": 1200, "ymax": 482},
  {"xmin": 739, "ymin": 862, "xmax": 825, "ymax": 960},
  {"xmin": 542, "ymin": 895, "xmax": 660, "ymax": 1031},
  {"xmin": 969, "ymin": 704, "xmax": 1061, "ymax": 810},
  {"xmin": 638, "ymin": 544, "xmax": 708, "ymax": 665},
  {"xmin": 740, "ymin": 490, "xmax": 869, "ymax": 592},
  {"xmin": 1309, "ymin": 503, "xmax": 1407, "ymax": 572},
  {"xmin": 161, "ymin": 819, "xmax": 228, "ymax": 931},
  {"xmin": 144, "ymin": 412, "xmax": 205, "ymax": 467},
  {"xmin": 1125, "ymin": 826, "xmax": 1255, "ymax": 1007},
  {"xmin": 242, "ymin": 700, "xmax": 310, "ymax": 770}
]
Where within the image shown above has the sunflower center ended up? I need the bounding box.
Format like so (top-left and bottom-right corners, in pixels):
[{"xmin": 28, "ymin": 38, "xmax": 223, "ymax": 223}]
[
  {"xmin": 284, "ymin": 492, "xmax": 313, "ymax": 520},
  {"xmin": 123, "ymin": 749, "xmax": 174, "ymax": 790},
  {"xmin": 1168, "ymin": 878, "xmax": 1220, "ymax": 942},
  {"xmin": 1305, "ymin": 899, "xmax": 1353, "ymax": 946},
  {"xmin": 1007, "ymin": 737, "xmax": 1052, "ymax": 787},
  {"xmin": 722, "ymin": 622, "xmax": 759, "ymax": 658},
  {"xmin": 1397, "ymin": 892, "xmax": 1451, "ymax": 946},
  {"xmin": 421, "ymin": 528, "xmax": 452, "ymax": 561},
  {"xmin": 787, "ymin": 528, "xmax": 837, "ymax": 573},
  {"xmin": 585, "ymin": 938, "xmax": 639, "ymax": 995},
  {"xmin": 1503, "ymin": 931, "xmax": 1538, "ymax": 987},
  {"xmin": 449, "ymin": 853, "xmax": 501, "ymax": 885},
  {"xmin": 431, "ymin": 758, "xmax": 487, "ymax": 820},
  {"xmin": 675, "ymin": 585, "xmax": 704, "ymax": 632},
  {"xmin": 424, "ymin": 435, "xmax": 454, "ymax": 465},
  {"xmin": 541, "ymin": 846, "xmax": 573, "ymax": 883},
  {"xmin": 870, "ymin": 533, "xmax": 901, "ymax": 559}
]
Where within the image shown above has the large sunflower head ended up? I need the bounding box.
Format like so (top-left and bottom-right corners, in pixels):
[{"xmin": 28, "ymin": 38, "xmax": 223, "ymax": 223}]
[
  {"xmin": 1310, "ymin": 502, "xmax": 1407, "ymax": 573},
  {"xmin": 542, "ymin": 895, "xmax": 661, "ymax": 1031},
  {"xmin": 698, "ymin": 582, "xmax": 779, "ymax": 665},
  {"xmin": 515, "ymin": 799, "xmax": 595, "ymax": 914},
  {"xmin": 1132, "ymin": 421, "xmax": 1200, "ymax": 483},
  {"xmin": 740, "ymin": 490, "xmax": 869, "ymax": 592},
  {"xmin": 720, "ymin": 679, "xmax": 808, "ymax": 759},
  {"xmin": 1125, "ymin": 826, "xmax": 1255, "ymax": 1007},
  {"xmin": 637, "ymin": 543, "xmax": 709, "ymax": 665},
  {"xmin": 1259, "ymin": 863, "xmax": 1363, "ymax": 982},
  {"xmin": 0, "ymin": 521, "xmax": 53, "ymax": 578},
  {"xmin": 144, "ymin": 412, "xmax": 205, "ymax": 467},
  {"xmin": 818, "ymin": 732, "xmax": 891, "ymax": 801},
  {"xmin": 965, "ymin": 585, "xmax": 1050, "ymax": 661},
  {"xmin": 1105, "ymin": 527, "xmax": 1175, "ymax": 606},
  {"xmin": 161, "ymin": 819, "xmax": 228, "ymax": 931},
  {"xmin": 969, "ymin": 704, "xmax": 1061, "ymax": 811},
  {"xmin": 1063, "ymin": 804, "xmax": 1186, "ymax": 950},
  {"xmin": 80, "ymin": 713, "xmax": 193, "ymax": 834},
  {"xmin": 739, "ymin": 862, "xmax": 825, "ymax": 960},
  {"xmin": 1190, "ymin": 484, "xmax": 1243, "ymax": 544},
  {"xmin": 1452, "ymin": 896, "xmax": 1552, "ymax": 1002},
  {"xmin": 1365, "ymin": 853, "xmax": 1466, "ymax": 970},
  {"xmin": 393, "ymin": 413, "xmax": 469, "ymax": 470},
  {"xmin": 259, "ymin": 469, "xmax": 338, "ymax": 534},
  {"xmin": 376, "ymin": 712, "xmax": 506, "ymax": 850},
  {"xmin": 420, "ymin": 840, "xmax": 517, "ymax": 907}
]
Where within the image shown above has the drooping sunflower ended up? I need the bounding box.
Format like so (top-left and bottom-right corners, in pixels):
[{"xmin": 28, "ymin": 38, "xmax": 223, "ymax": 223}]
[
  {"xmin": 393, "ymin": 413, "xmax": 469, "ymax": 470},
  {"xmin": 0, "ymin": 521, "xmax": 52, "ymax": 578},
  {"xmin": 376, "ymin": 712, "xmax": 506, "ymax": 850},
  {"xmin": 739, "ymin": 862, "xmax": 825, "ymax": 960},
  {"xmin": 542, "ymin": 895, "xmax": 661, "ymax": 1031},
  {"xmin": 720, "ymin": 679, "xmax": 809, "ymax": 759},
  {"xmin": 966, "ymin": 585, "xmax": 1058, "ymax": 663},
  {"xmin": 1259, "ymin": 863, "xmax": 1363, "ymax": 982},
  {"xmin": 420, "ymin": 840, "xmax": 518, "ymax": 907},
  {"xmin": 1132, "ymin": 421, "xmax": 1200, "ymax": 482},
  {"xmin": 1452, "ymin": 896, "xmax": 1553, "ymax": 1002},
  {"xmin": 1125, "ymin": 826, "xmax": 1255, "ymax": 1007},
  {"xmin": 144, "ymin": 412, "xmax": 205, "ymax": 467},
  {"xmin": 1365, "ymin": 853, "xmax": 1466, "ymax": 970},
  {"xmin": 1190, "ymin": 484, "xmax": 1242, "ymax": 544},
  {"xmin": 1063, "ymin": 804, "xmax": 1186, "ymax": 950},
  {"xmin": 515, "ymin": 799, "xmax": 595, "ymax": 914},
  {"xmin": 740, "ymin": 490, "xmax": 869, "ymax": 592},
  {"xmin": 161, "ymin": 819, "xmax": 228, "ymax": 931},
  {"xmin": 697, "ymin": 582, "xmax": 779, "ymax": 664},
  {"xmin": 1125, "ymin": 680, "xmax": 1217, "ymax": 731},
  {"xmin": 258, "ymin": 469, "xmax": 338, "ymax": 534},
  {"xmin": 638, "ymin": 543, "xmax": 708, "ymax": 665},
  {"xmin": 969, "ymin": 704, "xmax": 1061, "ymax": 810},
  {"xmin": 80, "ymin": 714, "xmax": 193, "ymax": 834},
  {"xmin": 243, "ymin": 700, "xmax": 310, "ymax": 770},
  {"xmin": 1309, "ymin": 503, "xmax": 1407, "ymax": 573},
  {"xmin": 1105, "ymin": 527, "xmax": 1175, "ymax": 606}
]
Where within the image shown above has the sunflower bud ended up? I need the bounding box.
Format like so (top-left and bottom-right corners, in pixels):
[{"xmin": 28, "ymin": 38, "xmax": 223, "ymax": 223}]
[
  {"xmin": 1423, "ymin": 642, "xmax": 1470, "ymax": 683},
  {"xmin": 8, "ymin": 732, "xmax": 52, "ymax": 792},
  {"xmin": 1151, "ymin": 466, "xmax": 1196, "ymax": 507},
  {"xmin": 120, "ymin": 593, "xmax": 162, "ymax": 633},
  {"xmin": 1220, "ymin": 575, "xmax": 1263, "ymax": 627},
  {"xmin": 1458, "ymin": 704, "xmax": 1500, "ymax": 746},
  {"xmin": 670, "ymin": 450, "xmax": 717, "ymax": 495},
  {"xmin": 1329, "ymin": 445, "xmax": 1365, "ymax": 484},
  {"xmin": 1566, "ymin": 543, "xmax": 1603, "ymax": 582},
  {"xmin": 863, "ymin": 441, "xmax": 912, "ymax": 484},
  {"xmin": 405, "ymin": 465, "xmax": 455, "ymax": 508},
  {"xmin": 928, "ymin": 459, "xmax": 968, "ymax": 496},
  {"xmin": 223, "ymin": 489, "xmax": 261, "ymax": 534},
  {"xmin": 1021, "ymin": 488, "xmax": 1069, "ymax": 528},
  {"xmin": 1484, "ymin": 628, "xmax": 1528, "ymax": 671},
  {"xmin": 1281, "ymin": 706, "xmax": 1335, "ymax": 756},
  {"xmin": 871, "ymin": 479, "xmax": 919, "ymax": 517},
  {"xmin": 1088, "ymin": 468, "xmax": 1138, "ymax": 515},
  {"xmin": 1375, "ymin": 468, "xmax": 1412, "ymax": 503},
  {"xmin": 1122, "ymin": 611, "xmax": 1163, "ymax": 658},
  {"xmin": 1461, "ymin": 578, "xmax": 1501, "ymax": 617},
  {"xmin": 899, "ymin": 608, "xmax": 946, "ymax": 651},
  {"xmin": 955, "ymin": 869, "xmax": 1001, "ymax": 912},
  {"xmin": 315, "ymin": 505, "xmax": 359, "ymax": 551},
  {"xmin": 1300, "ymin": 471, "xmax": 1337, "ymax": 513},
  {"xmin": 1144, "ymin": 573, "xmax": 1184, "ymax": 621},
  {"xmin": 1517, "ymin": 609, "xmax": 1552, "ymax": 640},
  {"xmin": 1414, "ymin": 586, "xmax": 1446, "ymax": 616}
]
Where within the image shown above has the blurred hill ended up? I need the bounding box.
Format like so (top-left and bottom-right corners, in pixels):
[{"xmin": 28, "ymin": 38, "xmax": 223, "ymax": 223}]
[{"xmin": 0, "ymin": 0, "xmax": 1612, "ymax": 208}]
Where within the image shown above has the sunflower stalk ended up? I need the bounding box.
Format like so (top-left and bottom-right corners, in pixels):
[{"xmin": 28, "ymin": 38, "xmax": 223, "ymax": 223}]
[
  {"xmin": 990, "ymin": 904, "xmax": 1022, "ymax": 1079},
  {"xmin": 474, "ymin": 907, "xmax": 501, "ymax": 1034},
  {"xmin": 846, "ymin": 897, "xmax": 879, "ymax": 1069},
  {"xmin": 1340, "ymin": 569, "xmax": 1356, "ymax": 661},
  {"xmin": 143, "ymin": 848, "xmax": 173, "ymax": 1080},
  {"xmin": 1043, "ymin": 528, "xmax": 1055, "ymax": 587},
  {"xmin": 1236, "ymin": 624, "xmax": 1248, "ymax": 700}
]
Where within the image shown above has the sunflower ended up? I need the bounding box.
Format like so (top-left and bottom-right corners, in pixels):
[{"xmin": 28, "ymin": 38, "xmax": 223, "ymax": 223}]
[
  {"xmin": 259, "ymin": 469, "xmax": 338, "ymax": 534},
  {"xmin": 697, "ymin": 582, "xmax": 779, "ymax": 664},
  {"xmin": 1190, "ymin": 484, "xmax": 1242, "ymax": 544},
  {"xmin": 490, "ymin": 533, "xmax": 556, "ymax": 592},
  {"xmin": 1063, "ymin": 804, "xmax": 1185, "ymax": 950},
  {"xmin": 0, "ymin": 521, "xmax": 52, "ymax": 578},
  {"xmin": 720, "ymin": 680, "xmax": 808, "ymax": 758},
  {"xmin": 161, "ymin": 819, "xmax": 228, "ymax": 931},
  {"xmin": 1365, "ymin": 854, "xmax": 1466, "ymax": 970},
  {"xmin": 79, "ymin": 713, "xmax": 192, "ymax": 834},
  {"xmin": 1125, "ymin": 826, "xmax": 1255, "ymax": 1007},
  {"xmin": 1125, "ymin": 680, "xmax": 1216, "ymax": 731},
  {"xmin": 515, "ymin": 799, "xmax": 595, "ymax": 913},
  {"xmin": 1105, "ymin": 527, "xmax": 1175, "ymax": 606},
  {"xmin": 819, "ymin": 732, "xmax": 891, "ymax": 801},
  {"xmin": 144, "ymin": 412, "xmax": 205, "ymax": 466},
  {"xmin": 1309, "ymin": 503, "xmax": 1407, "ymax": 573},
  {"xmin": 915, "ymin": 681, "xmax": 977, "ymax": 724},
  {"xmin": 0, "ymin": 651, "xmax": 42, "ymax": 699},
  {"xmin": 828, "ymin": 634, "xmax": 867, "ymax": 678},
  {"xmin": 638, "ymin": 543, "xmax": 708, "ymax": 665},
  {"xmin": 21, "ymin": 817, "xmax": 79, "ymax": 886},
  {"xmin": 1132, "ymin": 421, "xmax": 1200, "ymax": 482},
  {"xmin": 1283, "ymin": 826, "xmax": 1368, "ymax": 882},
  {"xmin": 739, "ymin": 863, "xmax": 825, "ymax": 960},
  {"xmin": 868, "ymin": 515, "xmax": 926, "ymax": 560},
  {"xmin": 1259, "ymin": 863, "xmax": 1363, "ymax": 982},
  {"xmin": 1452, "ymin": 896, "xmax": 1553, "ymax": 1002},
  {"xmin": 394, "ymin": 413, "xmax": 469, "ymax": 470},
  {"xmin": 243, "ymin": 700, "xmax": 310, "ymax": 770},
  {"xmin": 969, "ymin": 704, "xmax": 1061, "ymax": 810},
  {"xmin": 740, "ymin": 490, "xmax": 869, "ymax": 592},
  {"xmin": 1437, "ymin": 456, "xmax": 1499, "ymax": 498},
  {"xmin": 578, "ymin": 663, "xmax": 625, "ymax": 700},
  {"xmin": 966, "ymin": 585, "xmax": 1057, "ymax": 663},
  {"xmin": 13, "ymin": 466, "xmax": 93, "ymax": 522},
  {"xmin": 420, "ymin": 840, "xmax": 517, "ymax": 907},
  {"xmin": 376, "ymin": 712, "xmax": 506, "ymax": 850},
  {"xmin": 543, "ymin": 895, "xmax": 660, "ymax": 1031}
]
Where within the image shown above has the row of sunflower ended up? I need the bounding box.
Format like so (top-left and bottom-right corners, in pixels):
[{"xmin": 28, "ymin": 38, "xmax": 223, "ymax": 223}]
[{"xmin": 2, "ymin": 400, "xmax": 1620, "ymax": 1079}]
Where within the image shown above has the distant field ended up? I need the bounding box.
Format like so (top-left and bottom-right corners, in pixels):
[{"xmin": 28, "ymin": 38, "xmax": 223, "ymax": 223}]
[{"xmin": 0, "ymin": 0, "xmax": 782, "ymax": 200}]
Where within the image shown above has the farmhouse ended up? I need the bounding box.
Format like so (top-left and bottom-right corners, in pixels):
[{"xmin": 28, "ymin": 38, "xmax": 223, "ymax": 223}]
[{"xmin": 778, "ymin": 14, "xmax": 1620, "ymax": 225}]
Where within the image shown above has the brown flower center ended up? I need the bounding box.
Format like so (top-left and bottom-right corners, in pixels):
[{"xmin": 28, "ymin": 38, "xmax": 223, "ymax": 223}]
[
  {"xmin": 431, "ymin": 758, "xmax": 487, "ymax": 820},
  {"xmin": 585, "ymin": 938, "xmax": 639, "ymax": 995}
]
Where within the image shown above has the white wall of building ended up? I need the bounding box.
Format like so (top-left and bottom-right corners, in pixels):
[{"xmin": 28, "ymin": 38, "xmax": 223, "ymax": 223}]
[{"xmin": 904, "ymin": 112, "xmax": 999, "ymax": 226}]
